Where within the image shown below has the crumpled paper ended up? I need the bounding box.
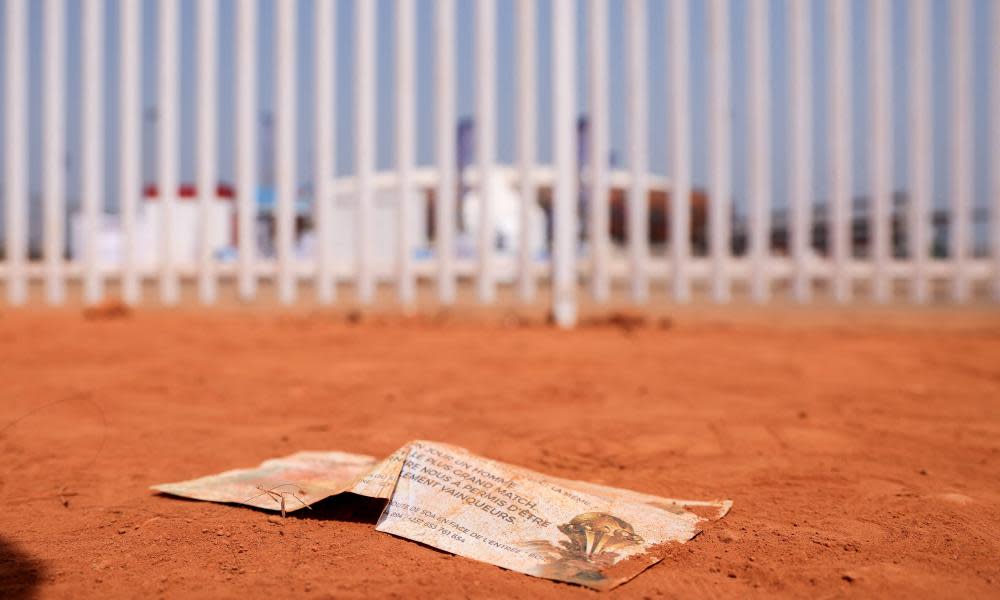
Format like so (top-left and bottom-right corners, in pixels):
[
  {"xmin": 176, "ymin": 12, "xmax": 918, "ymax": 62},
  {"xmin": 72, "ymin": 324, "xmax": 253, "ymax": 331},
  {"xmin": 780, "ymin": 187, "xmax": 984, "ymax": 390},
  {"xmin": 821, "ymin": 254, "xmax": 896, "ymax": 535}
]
[{"xmin": 153, "ymin": 440, "xmax": 731, "ymax": 590}]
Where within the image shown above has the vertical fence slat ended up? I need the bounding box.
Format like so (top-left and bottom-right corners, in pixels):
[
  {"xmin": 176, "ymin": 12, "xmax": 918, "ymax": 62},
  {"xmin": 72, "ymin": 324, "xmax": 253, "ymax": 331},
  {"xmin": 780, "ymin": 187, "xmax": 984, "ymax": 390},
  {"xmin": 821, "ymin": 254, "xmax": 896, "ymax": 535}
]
[
  {"xmin": 517, "ymin": 0, "xmax": 537, "ymax": 302},
  {"xmin": 476, "ymin": 0, "xmax": 497, "ymax": 303},
  {"xmin": 4, "ymin": 0, "xmax": 27, "ymax": 305},
  {"xmin": 43, "ymin": 0, "xmax": 65, "ymax": 304},
  {"xmin": 435, "ymin": 0, "xmax": 456, "ymax": 304},
  {"xmin": 669, "ymin": 0, "xmax": 691, "ymax": 303},
  {"xmin": 626, "ymin": 0, "xmax": 649, "ymax": 303},
  {"xmin": 949, "ymin": 0, "xmax": 972, "ymax": 302},
  {"xmin": 276, "ymin": 0, "xmax": 296, "ymax": 304},
  {"xmin": 829, "ymin": 0, "xmax": 852, "ymax": 303},
  {"xmin": 356, "ymin": 0, "xmax": 375, "ymax": 304},
  {"xmin": 82, "ymin": 0, "xmax": 104, "ymax": 305},
  {"xmin": 588, "ymin": 0, "xmax": 609, "ymax": 303},
  {"xmin": 397, "ymin": 0, "xmax": 416, "ymax": 306},
  {"xmin": 552, "ymin": 0, "xmax": 577, "ymax": 326},
  {"xmin": 159, "ymin": 0, "xmax": 179, "ymax": 304},
  {"xmin": 747, "ymin": 0, "xmax": 770, "ymax": 303},
  {"xmin": 236, "ymin": 0, "xmax": 257, "ymax": 301},
  {"xmin": 708, "ymin": 0, "xmax": 731, "ymax": 303},
  {"xmin": 315, "ymin": 0, "xmax": 335, "ymax": 304},
  {"xmin": 870, "ymin": 0, "xmax": 892, "ymax": 303},
  {"xmin": 197, "ymin": 0, "xmax": 218, "ymax": 304},
  {"xmin": 3, "ymin": 0, "xmax": 28, "ymax": 304},
  {"xmin": 993, "ymin": 0, "xmax": 1000, "ymax": 301},
  {"xmin": 788, "ymin": 0, "xmax": 812, "ymax": 303},
  {"xmin": 909, "ymin": 0, "xmax": 932, "ymax": 303},
  {"xmin": 120, "ymin": 0, "xmax": 140, "ymax": 304}
]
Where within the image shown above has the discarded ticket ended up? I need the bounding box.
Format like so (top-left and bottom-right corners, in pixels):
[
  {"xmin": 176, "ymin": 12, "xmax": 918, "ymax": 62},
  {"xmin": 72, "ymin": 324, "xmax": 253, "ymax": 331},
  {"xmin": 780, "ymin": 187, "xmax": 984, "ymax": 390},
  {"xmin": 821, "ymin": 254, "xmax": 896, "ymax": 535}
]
[{"xmin": 153, "ymin": 441, "xmax": 731, "ymax": 590}]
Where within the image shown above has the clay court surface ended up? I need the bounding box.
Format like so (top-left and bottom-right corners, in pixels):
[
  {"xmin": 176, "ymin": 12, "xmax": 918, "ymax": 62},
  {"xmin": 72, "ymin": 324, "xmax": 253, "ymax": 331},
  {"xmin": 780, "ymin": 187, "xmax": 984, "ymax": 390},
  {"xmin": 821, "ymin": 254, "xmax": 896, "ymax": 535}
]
[{"xmin": 1, "ymin": 302, "xmax": 998, "ymax": 598}]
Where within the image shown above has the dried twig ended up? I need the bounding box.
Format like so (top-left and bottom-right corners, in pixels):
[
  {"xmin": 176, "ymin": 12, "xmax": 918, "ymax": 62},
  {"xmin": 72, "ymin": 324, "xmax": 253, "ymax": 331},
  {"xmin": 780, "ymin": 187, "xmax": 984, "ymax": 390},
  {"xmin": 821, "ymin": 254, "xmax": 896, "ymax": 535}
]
[{"xmin": 239, "ymin": 483, "xmax": 312, "ymax": 518}]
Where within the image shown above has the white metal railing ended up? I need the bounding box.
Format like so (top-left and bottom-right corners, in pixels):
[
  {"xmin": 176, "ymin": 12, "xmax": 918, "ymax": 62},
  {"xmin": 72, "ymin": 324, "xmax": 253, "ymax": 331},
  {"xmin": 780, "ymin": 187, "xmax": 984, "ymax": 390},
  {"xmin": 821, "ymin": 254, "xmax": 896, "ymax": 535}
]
[{"xmin": 2, "ymin": 0, "xmax": 999, "ymax": 327}]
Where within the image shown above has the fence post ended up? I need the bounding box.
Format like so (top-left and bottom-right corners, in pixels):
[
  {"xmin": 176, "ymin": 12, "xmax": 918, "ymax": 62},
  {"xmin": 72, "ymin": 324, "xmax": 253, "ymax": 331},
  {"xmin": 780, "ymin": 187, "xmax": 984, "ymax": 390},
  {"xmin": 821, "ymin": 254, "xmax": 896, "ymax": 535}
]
[
  {"xmin": 552, "ymin": 0, "xmax": 577, "ymax": 327},
  {"xmin": 236, "ymin": 0, "xmax": 257, "ymax": 302},
  {"xmin": 356, "ymin": 0, "xmax": 376, "ymax": 304},
  {"xmin": 626, "ymin": 0, "xmax": 649, "ymax": 303},
  {"xmin": 435, "ymin": 0, "xmax": 457, "ymax": 304},
  {"xmin": 4, "ymin": 0, "xmax": 27, "ymax": 305},
  {"xmin": 708, "ymin": 0, "xmax": 731, "ymax": 303},
  {"xmin": 159, "ymin": 0, "xmax": 179, "ymax": 304},
  {"xmin": 993, "ymin": 0, "xmax": 1000, "ymax": 301},
  {"xmin": 909, "ymin": 0, "xmax": 932, "ymax": 304},
  {"xmin": 669, "ymin": 0, "xmax": 691, "ymax": 303},
  {"xmin": 518, "ymin": 0, "xmax": 538, "ymax": 303},
  {"xmin": 829, "ymin": 0, "xmax": 852, "ymax": 304},
  {"xmin": 397, "ymin": 0, "xmax": 417, "ymax": 308},
  {"xmin": 476, "ymin": 0, "xmax": 498, "ymax": 304},
  {"xmin": 276, "ymin": 0, "xmax": 296, "ymax": 304},
  {"xmin": 43, "ymin": 0, "xmax": 66, "ymax": 305},
  {"xmin": 748, "ymin": 0, "xmax": 771, "ymax": 304},
  {"xmin": 82, "ymin": 0, "xmax": 104, "ymax": 305},
  {"xmin": 949, "ymin": 0, "xmax": 972, "ymax": 303},
  {"xmin": 120, "ymin": 0, "xmax": 140, "ymax": 305},
  {"xmin": 788, "ymin": 0, "xmax": 812, "ymax": 303},
  {"xmin": 588, "ymin": 0, "xmax": 609, "ymax": 304},
  {"xmin": 869, "ymin": 0, "xmax": 892, "ymax": 303},
  {"xmin": 198, "ymin": 0, "xmax": 219, "ymax": 304},
  {"xmin": 315, "ymin": 0, "xmax": 336, "ymax": 304}
]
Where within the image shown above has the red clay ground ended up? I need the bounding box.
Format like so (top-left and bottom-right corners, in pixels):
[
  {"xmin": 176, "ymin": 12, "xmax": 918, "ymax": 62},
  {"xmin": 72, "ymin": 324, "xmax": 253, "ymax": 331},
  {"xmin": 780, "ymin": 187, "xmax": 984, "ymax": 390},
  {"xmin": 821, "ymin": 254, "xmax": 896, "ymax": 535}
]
[{"xmin": 0, "ymin": 305, "xmax": 998, "ymax": 598}]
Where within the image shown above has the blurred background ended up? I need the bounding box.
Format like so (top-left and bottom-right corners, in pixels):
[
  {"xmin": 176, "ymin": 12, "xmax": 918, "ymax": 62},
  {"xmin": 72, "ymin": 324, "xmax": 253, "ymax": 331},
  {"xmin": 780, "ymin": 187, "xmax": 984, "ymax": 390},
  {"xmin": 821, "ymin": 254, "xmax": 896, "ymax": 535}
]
[{"xmin": 1, "ymin": 0, "xmax": 998, "ymax": 324}]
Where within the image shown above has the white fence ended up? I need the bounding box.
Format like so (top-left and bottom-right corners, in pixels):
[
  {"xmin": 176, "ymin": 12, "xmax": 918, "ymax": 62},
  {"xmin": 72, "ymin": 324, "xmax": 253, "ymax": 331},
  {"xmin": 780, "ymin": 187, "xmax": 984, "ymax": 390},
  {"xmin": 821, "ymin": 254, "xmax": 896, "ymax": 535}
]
[{"xmin": 2, "ymin": 0, "xmax": 999, "ymax": 326}]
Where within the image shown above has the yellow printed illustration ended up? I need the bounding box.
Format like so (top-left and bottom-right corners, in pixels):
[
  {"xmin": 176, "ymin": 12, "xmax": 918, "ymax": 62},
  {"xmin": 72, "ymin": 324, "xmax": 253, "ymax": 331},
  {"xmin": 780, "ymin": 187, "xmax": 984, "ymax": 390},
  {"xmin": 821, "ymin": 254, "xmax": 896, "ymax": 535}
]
[{"xmin": 522, "ymin": 513, "xmax": 644, "ymax": 586}]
